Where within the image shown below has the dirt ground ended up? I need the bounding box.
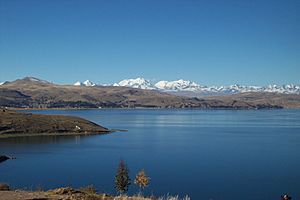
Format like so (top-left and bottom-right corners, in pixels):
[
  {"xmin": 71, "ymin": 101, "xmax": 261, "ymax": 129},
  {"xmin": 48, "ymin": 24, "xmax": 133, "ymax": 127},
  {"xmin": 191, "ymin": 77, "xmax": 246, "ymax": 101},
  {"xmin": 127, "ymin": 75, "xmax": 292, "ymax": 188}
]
[
  {"xmin": 0, "ymin": 189, "xmax": 155, "ymax": 200},
  {"xmin": 0, "ymin": 190, "xmax": 58, "ymax": 200}
]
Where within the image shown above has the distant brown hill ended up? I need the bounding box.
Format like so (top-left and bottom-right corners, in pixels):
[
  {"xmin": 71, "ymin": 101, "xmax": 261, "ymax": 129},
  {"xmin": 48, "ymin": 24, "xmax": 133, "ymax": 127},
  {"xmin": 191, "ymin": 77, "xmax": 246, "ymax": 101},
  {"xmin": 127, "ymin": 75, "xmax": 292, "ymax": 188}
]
[
  {"xmin": 204, "ymin": 92, "xmax": 300, "ymax": 109},
  {"xmin": 0, "ymin": 77, "xmax": 299, "ymax": 109},
  {"xmin": 0, "ymin": 109, "xmax": 109, "ymax": 136}
]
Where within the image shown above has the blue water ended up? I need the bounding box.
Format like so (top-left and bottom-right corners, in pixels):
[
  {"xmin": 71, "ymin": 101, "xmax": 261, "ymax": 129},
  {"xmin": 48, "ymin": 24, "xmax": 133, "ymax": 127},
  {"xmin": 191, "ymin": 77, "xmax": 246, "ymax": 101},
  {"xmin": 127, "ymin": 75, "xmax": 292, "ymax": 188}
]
[{"xmin": 1, "ymin": 109, "xmax": 300, "ymax": 200}]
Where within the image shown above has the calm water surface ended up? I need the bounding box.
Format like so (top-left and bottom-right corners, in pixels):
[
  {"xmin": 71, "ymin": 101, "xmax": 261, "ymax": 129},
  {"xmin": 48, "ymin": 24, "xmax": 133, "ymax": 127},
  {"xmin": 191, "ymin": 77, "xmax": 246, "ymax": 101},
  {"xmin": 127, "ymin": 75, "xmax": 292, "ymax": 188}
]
[{"xmin": 1, "ymin": 109, "xmax": 300, "ymax": 200}]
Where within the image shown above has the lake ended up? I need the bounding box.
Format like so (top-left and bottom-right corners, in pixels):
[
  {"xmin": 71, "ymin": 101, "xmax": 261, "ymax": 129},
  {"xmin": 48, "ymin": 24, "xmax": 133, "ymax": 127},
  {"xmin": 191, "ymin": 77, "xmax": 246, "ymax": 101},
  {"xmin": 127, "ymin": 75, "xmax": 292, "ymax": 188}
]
[{"xmin": 1, "ymin": 109, "xmax": 300, "ymax": 200}]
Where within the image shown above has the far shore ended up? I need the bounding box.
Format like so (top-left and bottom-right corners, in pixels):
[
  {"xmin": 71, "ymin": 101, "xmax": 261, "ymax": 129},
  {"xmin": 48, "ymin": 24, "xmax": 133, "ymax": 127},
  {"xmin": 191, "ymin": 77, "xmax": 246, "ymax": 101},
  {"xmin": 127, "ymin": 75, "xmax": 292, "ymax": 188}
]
[
  {"xmin": 6, "ymin": 107, "xmax": 296, "ymax": 111},
  {"xmin": 10, "ymin": 107, "xmax": 168, "ymax": 111}
]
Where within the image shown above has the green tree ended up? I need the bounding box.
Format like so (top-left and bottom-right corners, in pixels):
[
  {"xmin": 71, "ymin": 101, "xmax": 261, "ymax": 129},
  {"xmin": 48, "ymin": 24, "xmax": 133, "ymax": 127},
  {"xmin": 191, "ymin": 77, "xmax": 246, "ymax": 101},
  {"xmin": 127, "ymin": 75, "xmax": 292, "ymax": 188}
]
[
  {"xmin": 134, "ymin": 169, "xmax": 150, "ymax": 193},
  {"xmin": 114, "ymin": 159, "xmax": 131, "ymax": 195}
]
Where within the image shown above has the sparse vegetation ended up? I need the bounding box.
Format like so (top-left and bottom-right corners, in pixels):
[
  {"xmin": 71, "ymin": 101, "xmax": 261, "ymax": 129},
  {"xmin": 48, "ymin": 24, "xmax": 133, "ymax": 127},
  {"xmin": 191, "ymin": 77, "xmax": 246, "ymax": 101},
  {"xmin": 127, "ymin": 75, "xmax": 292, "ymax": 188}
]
[
  {"xmin": 79, "ymin": 185, "xmax": 98, "ymax": 194},
  {"xmin": 158, "ymin": 195, "xmax": 191, "ymax": 200}
]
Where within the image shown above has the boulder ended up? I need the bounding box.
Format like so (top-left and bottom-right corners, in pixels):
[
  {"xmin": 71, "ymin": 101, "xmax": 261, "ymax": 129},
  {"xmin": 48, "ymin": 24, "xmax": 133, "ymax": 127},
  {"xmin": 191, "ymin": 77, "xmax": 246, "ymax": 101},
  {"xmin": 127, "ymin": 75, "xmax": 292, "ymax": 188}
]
[
  {"xmin": 0, "ymin": 155, "xmax": 10, "ymax": 163},
  {"xmin": 0, "ymin": 183, "xmax": 9, "ymax": 191}
]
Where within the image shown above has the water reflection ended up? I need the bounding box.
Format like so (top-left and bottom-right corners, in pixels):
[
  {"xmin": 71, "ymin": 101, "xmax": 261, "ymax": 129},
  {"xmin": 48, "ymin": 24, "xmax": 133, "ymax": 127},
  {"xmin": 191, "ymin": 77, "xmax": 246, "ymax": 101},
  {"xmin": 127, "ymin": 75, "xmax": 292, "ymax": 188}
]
[{"xmin": 0, "ymin": 135, "xmax": 91, "ymax": 145}]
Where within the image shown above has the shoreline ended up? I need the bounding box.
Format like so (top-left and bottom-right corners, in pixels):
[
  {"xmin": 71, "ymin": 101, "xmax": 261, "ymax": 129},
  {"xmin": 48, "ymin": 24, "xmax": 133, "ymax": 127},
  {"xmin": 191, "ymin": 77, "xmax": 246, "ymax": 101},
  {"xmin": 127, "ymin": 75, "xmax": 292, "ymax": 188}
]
[
  {"xmin": 6, "ymin": 107, "xmax": 298, "ymax": 111},
  {"xmin": 0, "ymin": 186, "xmax": 155, "ymax": 200},
  {"xmin": 0, "ymin": 184, "xmax": 190, "ymax": 200},
  {"xmin": 0, "ymin": 129, "xmax": 128, "ymax": 139}
]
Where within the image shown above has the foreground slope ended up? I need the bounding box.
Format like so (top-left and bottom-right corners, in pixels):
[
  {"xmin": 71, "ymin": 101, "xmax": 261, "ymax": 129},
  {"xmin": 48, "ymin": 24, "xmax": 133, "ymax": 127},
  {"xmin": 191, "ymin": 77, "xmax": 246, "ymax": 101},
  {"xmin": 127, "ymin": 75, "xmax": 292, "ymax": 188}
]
[
  {"xmin": 0, "ymin": 77, "xmax": 297, "ymax": 109},
  {"xmin": 0, "ymin": 109, "xmax": 109, "ymax": 136}
]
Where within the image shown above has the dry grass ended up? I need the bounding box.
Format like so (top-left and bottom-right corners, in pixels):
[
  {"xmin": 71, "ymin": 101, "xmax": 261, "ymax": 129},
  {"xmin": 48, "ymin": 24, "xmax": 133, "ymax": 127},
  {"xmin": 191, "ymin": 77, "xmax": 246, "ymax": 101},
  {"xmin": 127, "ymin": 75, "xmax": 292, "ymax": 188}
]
[
  {"xmin": 111, "ymin": 194, "xmax": 190, "ymax": 200},
  {"xmin": 158, "ymin": 194, "xmax": 191, "ymax": 200},
  {"xmin": 0, "ymin": 184, "xmax": 191, "ymax": 200}
]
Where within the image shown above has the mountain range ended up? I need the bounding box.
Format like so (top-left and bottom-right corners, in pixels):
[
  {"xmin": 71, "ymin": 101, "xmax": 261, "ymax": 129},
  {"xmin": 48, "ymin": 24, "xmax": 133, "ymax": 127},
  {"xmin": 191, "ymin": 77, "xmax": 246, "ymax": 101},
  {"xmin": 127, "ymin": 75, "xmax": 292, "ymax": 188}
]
[
  {"xmin": 73, "ymin": 77, "xmax": 300, "ymax": 97},
  {"xmin": 1, "ymin": 77, "xmax": 299, "ymax": 109},
  {"xmin": 0, "ymin": 77, "xmax": 299, "ymax": 109}
]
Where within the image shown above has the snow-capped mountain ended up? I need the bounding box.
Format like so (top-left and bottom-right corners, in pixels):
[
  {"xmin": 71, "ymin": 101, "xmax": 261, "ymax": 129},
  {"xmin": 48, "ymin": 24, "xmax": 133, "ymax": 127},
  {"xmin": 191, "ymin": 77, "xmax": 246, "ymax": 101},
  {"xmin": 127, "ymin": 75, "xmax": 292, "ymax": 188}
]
[
  {"xmin": 83, "ymin": 80, "xmax": 96, "ymax": 86},
  {"xmin": 74, "ymin": 81, "xmax": 83, "ymax": 86},
  {"xmin": 74, "ymin": 80, "xmax": 96, "ymax": 87},
  {"xmin": 264, "ymin": 84, "xmax": 300, "ymax": 94},
  {"xmin": 71, "ymin": 77, "xmax": 299, "ymax": 95},
  {"xmin": 113, "ymin": 77, "xmax": 156, "ymax": 90},
  {"xmin": 208, "ymin": 84, "xmax": 300, "ymax": 95},
  {"xmin": 0, "ymin": 82, "xmax": 4, "ymax": 86},
  {"xmin": 112, "ymin": 78, "xmax": 300, "ymax": 95},
  {"xmin": 155, "ymin": 79, "xmax": 201, "ymax": 91}
]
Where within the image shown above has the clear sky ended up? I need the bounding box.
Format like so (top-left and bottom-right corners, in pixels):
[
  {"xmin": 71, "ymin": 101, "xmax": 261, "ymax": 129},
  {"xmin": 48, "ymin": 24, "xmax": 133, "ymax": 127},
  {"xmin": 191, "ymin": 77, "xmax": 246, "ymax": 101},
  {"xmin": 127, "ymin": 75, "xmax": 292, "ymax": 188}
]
[{"xmin": 0, "ymin": 0, "xmax": 299, "ymax": 85}]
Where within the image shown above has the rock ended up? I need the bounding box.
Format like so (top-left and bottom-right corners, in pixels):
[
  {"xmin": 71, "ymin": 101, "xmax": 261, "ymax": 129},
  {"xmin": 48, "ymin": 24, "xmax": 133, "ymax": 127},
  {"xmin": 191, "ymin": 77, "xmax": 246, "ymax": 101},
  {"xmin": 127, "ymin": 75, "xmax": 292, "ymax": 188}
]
[
  {"xmin": 0, "ymin": 183, "xmax": 10, "ymax": 191},
  {"xmin": 49, "ymin": 187, "xmax": 79, "ymax": 195},
  {"xmin": 281, "ymin": 194, "xmax": 292, "ymax": 200},
  {"xmin": 0, "ymin": 155, "xmax": 10, "ymax": 163}
]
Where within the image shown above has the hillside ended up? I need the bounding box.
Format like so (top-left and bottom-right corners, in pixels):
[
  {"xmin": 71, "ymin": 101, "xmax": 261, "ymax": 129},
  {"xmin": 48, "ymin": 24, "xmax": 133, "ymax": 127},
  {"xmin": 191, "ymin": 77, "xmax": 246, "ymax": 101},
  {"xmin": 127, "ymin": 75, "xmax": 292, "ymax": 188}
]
[
  {"xmin": 204, "ymin": 92, "xmax": 300, "ymax": 109},
  {"xmin": 0, "ymin": 77, "xmax": 299, "ymax": 109},
  {"xmin": 0, "ymin": 109, "xmax": 109, "ymax": 136}
]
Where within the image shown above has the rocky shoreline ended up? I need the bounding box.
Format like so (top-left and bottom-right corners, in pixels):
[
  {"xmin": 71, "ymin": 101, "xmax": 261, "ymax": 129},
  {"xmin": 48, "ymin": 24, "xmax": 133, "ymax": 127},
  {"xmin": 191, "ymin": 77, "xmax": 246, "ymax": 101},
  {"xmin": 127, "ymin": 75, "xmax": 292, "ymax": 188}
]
[{"xmin": 0, "ymin": 155, "xmax": 14, "ymax": 163}]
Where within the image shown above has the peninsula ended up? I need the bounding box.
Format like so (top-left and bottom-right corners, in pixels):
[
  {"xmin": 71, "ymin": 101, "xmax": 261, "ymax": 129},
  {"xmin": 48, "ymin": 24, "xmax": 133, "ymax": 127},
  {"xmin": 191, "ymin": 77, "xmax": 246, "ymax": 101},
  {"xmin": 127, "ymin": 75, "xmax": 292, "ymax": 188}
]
[{"xmin": 0, "ymin": 109, "xmax": 110, "ymax": 137}]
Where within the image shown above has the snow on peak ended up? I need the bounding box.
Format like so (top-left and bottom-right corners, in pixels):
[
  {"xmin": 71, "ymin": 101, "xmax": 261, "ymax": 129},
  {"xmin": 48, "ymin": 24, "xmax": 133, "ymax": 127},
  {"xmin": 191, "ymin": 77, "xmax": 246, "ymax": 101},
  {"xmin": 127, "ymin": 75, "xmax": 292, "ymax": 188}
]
[
  {"xmin": 155, "ymin": 79, "xmax": 201, "ymax": 91},
  {"xmin": 72, "ymin": 77, "xmax": 300, "ymax": 95},
  {"xmin": 112, "ymin": 78, "xmax": 300, "ymax": 95},
  {"xmin": 114, "ymin": 78, "xmax": 203, "ymax": 91},
  {"xmin": 263, "ymin": 84, "xmax": 300, "ymax": 94},
  {"xmin": 83, "ymin": 80, "xmax": 96, "ymax": 86},
  {"xmin": 74, "ymin": 80, "xmax": 96, "ymax": 86},
  {"xmin": 114, "ymin": 77, "xmax": 156, "ymax": 89},
  {"xmin": 0, "ymin": 81, "xmax": 10, "ymax": 86},
  {"xmin": 112, "ymin": 78, "xmax": 300, "ymax": 94},
  {"xmin": 74, "ymin": 81, "xmax": 83, "ymax": 86}
]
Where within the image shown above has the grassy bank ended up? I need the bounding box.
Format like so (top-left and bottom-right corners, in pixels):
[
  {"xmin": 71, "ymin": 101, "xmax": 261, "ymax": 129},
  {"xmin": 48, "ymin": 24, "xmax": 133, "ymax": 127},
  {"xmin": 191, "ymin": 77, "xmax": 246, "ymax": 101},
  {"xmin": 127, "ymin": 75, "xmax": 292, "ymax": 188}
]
[{"xmin": 0, "ymin": 185, "xmax": 190, "ymax": 200}]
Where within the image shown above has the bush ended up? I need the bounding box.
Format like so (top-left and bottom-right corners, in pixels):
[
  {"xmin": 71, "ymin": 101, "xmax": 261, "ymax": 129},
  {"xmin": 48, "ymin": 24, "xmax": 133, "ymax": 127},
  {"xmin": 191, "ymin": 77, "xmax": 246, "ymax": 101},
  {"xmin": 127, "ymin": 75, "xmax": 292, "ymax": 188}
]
[{"xmin": 134, "ymin": 169, "xmax": 150, "ymax": 192}]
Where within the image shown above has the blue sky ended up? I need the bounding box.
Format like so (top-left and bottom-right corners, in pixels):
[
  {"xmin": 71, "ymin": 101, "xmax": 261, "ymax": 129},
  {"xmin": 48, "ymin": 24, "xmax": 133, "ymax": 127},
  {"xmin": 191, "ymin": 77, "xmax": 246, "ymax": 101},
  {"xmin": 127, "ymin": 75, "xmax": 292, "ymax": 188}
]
[{"xmin": 0, "ymin": 0, "xmax": 299, "ymax": 85}]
